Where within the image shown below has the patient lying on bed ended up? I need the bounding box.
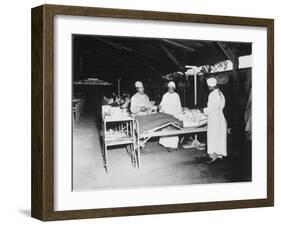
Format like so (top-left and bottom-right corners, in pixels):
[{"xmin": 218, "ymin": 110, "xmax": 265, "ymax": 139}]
[
  {"xmin": 175, "ymin": 108, "xmax": 207, "ymax": 128},
  {"xmin": 135, "ymin": 109, "xmax": 207, "ymax": 133},
  {"xmin": 158, "ymin": 108, "xmax": 206, "ymax": 149},
  {"xmin": 135, "ymin": 111, "xmax": 207, "ymax": 150}
]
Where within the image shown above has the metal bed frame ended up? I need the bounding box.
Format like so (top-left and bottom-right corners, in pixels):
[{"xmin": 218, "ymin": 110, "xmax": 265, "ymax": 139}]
[
  {"xmin": 102, "ymin": 115, "xmax": 207, "ymax": 172},
  {"xmin": 102, "ymin": 115, "xmax": 139, "ymax": 172},
  {"xmin": 136, "ymin": 120, "xmax": 207, "ymax": 148}
]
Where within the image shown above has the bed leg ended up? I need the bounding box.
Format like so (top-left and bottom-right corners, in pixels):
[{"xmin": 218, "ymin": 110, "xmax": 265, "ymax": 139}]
[{"xmin": 180, "ymin": 137, "xmax": 185, "ymax": 144}]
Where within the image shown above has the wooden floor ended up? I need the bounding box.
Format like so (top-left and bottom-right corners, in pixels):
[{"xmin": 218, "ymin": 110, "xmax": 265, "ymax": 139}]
[{"xmin": 72, "ymin": 107, "xmax": 252, "ymax": 191}]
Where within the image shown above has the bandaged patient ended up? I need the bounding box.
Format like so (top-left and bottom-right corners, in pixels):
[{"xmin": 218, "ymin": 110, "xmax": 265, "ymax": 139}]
[{"xmin": 177, "ymin": 108, "xmax": 207, "ymax": 128}]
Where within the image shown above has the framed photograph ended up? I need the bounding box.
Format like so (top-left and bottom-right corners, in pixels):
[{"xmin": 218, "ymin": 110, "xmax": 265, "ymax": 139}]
[{"xmin": 31, "ymin": 4, "xmax": 274, "ymax": 221}]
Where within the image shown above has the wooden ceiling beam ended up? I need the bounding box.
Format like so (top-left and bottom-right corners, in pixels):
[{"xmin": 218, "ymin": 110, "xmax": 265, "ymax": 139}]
[
  {"xmin": 159, "ymin": 43, "xmax": 185, "ymax": 72},
  {"xmin": 217, "ymin": 42, "xmax": 236, "ymax": 62},
  {"xmin": 217, "ymin": 41, "xmax": 239, "ymax": 80},
  {"xmin": 94, "ymin": 37, "xmax": 162, "ymax": 63},
  {"xmin": 84, "ymin": 51, "xmax": 124, "ymax": 62},
  {"xmin": 162, "ymin": 39, "xmax": 195, "ymax": 52},
  {"xmin": 94, "ymin": 38, "xmax": 133, "ymax": 51}
]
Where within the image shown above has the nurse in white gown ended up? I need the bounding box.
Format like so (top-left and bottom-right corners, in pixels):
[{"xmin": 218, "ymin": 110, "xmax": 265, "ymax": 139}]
[
  {"xmin": 204, "ymin": 78, "xmax": 227, "ymax": 163},
  {"xmin": 159, "ymin": 81, "xmax": 182, "ymax": 150},
  {"xmin": 130, "ymin": 81, "xmax": 153, "ymax": 116}
]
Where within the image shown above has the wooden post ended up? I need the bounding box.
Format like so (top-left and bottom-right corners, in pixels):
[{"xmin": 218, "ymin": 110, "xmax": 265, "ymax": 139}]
[
  {"xmin": 194, "ymin": 73, "xmax": 197, "ymax": 106},
  {"xmin": 117, "ymin": 78, "xmax": 122, "ymax": 97},
  {"xmin": 232, "ymin": 56, "xmax": 239, "ymax": 127},
  {"xmin": 183, "ymin": 80, "xmax": 186, "ymax": 107},
  {"xmin": 217, "ymin": 42, "xmax": 240, "ymax": 129}
]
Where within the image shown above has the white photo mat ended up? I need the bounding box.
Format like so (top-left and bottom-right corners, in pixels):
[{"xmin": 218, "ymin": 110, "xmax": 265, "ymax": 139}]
[{"xmin": 54, "ymin": 15, "xmax": 267, "ymax": 211}]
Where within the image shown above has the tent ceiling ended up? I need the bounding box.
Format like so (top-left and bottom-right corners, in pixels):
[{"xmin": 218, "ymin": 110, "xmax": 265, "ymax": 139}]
[{"xmin": 73, "ymin": 34, "xmax": 252, "ymax": 81}]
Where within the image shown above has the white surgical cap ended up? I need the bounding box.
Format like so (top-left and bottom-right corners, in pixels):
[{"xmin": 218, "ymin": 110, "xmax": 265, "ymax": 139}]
[
  {"xmin": 135, "ymin": 81, "xmax": 143, "ymax": 88},
  {"xmin": 168, "ymin": 81, "xmax": 176, "ymax": 88},
  {"xmin": 206, "ymin": 77, "xmax": 217, "ymax": 87}
]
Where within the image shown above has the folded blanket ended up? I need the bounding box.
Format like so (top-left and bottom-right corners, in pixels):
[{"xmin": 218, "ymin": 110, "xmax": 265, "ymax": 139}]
[{"xmin": 135, "ymin": 113, "xmax": 181, "ymax": 134}]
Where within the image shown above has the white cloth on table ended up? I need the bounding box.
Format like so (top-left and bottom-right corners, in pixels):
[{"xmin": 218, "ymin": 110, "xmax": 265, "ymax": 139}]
[
  {"xmin": 159, "ymin": 92, "xmax": 182, "ymax": 149},
  {"xmin": 204, "ymin": 89, "xmax": 227, "ymax": 157},
  {"xmin": 130, "ymin": 92, "xmax": 152, "ymax": 116}
]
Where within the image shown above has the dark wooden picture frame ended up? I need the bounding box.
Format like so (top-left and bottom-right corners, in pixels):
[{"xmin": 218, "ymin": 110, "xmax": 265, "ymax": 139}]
[{"xmin": 31, "ymin": 4, "xmax": 274, "ymax": 221}]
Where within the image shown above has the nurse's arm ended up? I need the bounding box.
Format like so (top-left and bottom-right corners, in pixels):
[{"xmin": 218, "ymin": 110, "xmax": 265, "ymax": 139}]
[
  {"xmin": 203, "ymin": 107, "xmax": 208, "ymax": 115},
  {"xmin": 204, "ymin": 95, "xmax": 218, "ymax": 115},
  {"xmin": 145, "ymin": 95, "xmax": 153, "ymax": 110},
  {"xmin": 130, "ymin": 97, "xmax": 140, "ymax": 114},
  {"xmin": 176, "ymin": 94, "xmax": 182, "ymax": 113},
  {"xmin": 158, "ymin": 95, "xmax": 166, "ymax": 112}
]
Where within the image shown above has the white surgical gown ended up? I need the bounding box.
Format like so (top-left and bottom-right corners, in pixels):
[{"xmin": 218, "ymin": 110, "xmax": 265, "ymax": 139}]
[
  {"xmin": 130, "ymin": 92, "xmax": 152, "ymax": 116},
  {"xmin": 159, "ymin": 92, "xmax": 182, "ymax": 149},
  {"xmin": 204, "ymin": 89, "xmax": 227, "ymax": 157}
]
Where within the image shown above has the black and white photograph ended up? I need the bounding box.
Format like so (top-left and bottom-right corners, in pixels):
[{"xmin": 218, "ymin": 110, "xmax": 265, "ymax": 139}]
[{"xmin": 71, "ymin": 35, "xmax": 252, "ymax": 191}]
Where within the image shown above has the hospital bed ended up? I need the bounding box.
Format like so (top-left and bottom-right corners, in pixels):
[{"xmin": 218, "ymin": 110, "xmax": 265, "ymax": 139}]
[
  {"xmin": 101, "ymin": 110, "xmax": 207, "ymax": 171},
  {"xmin": 134, "ymin": 112, "xmax": 207, "ymax": 166}
]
